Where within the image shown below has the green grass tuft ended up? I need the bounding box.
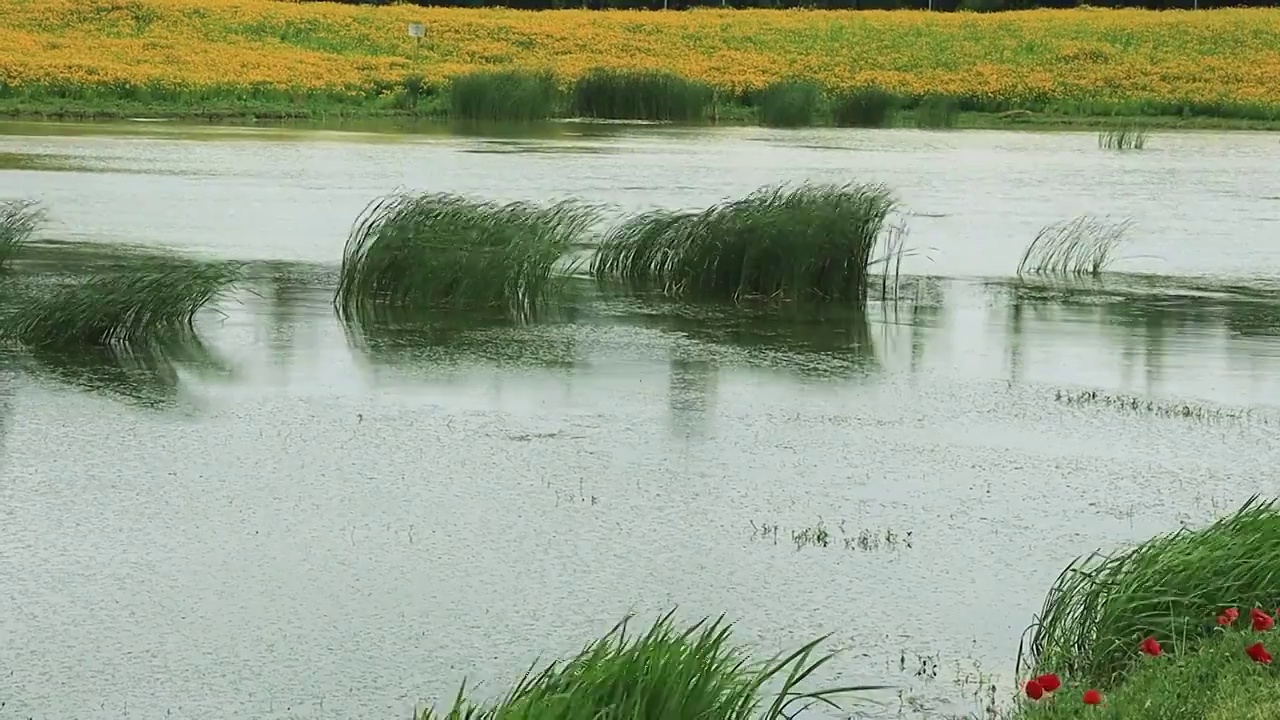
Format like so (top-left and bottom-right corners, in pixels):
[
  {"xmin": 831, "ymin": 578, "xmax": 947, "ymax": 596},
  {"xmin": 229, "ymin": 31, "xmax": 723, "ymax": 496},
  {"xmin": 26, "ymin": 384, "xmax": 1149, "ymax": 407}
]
[
  {"xmin": 1, "ymin": 199, "xmax": 44, "ymax": 269},
  {"xmin": 913, "ymin": 95, "xmax": 960, "ymax": 129},
  {"xmin": 1016, "ymin": 216, "xmax": 1131, "ymax": 277},
  {"xmin": 831, "ymin": 88, "xmax": 898, "ymax": 128},
  {"xmin": 448, "ymin": 70, "xmax": 559, "ymax": 122},
  {"xmin": 1098, "ymin": 125, "xmax": 1149, "ymax": 150},
  {"xmin": 756, "ymin": 80, "xmax": 823, "ymax": 128},
  {"xmin": 1021, "ymin": 495, "xmax": 1280, "ymax": 688},
  {"xmin": 1016, "ymin": 627, "xmax": 1280, "ymax": 720},
  {"xmin": 0, "ymin": 260, "xmax": 242, "ymax": 348},
  {"xmin": 591, "ymin": 182, "xmax": 898, "ymax": 304},
  {"xmin": 334, "ymin": 192, "xmax": 597, "ymax": 321},
  {"xmin": 570, "ymin": 68, "xmax": 712, "ymax": 122},
  {"xmin": 419, "ymin": 610, "xmax": 886, "ymax": 720}
]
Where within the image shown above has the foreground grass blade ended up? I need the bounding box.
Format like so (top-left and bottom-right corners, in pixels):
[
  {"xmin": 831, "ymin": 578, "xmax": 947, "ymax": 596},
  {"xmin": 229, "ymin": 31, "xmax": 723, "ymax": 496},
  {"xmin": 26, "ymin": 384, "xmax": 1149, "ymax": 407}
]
[
  {"xmin": 334, "ymin": 192, "xmax": 597, "ymax": 321},
  {"xmin": 418, "ymin": 611, "xmax": 887, "ymax": 719},
  {"xmin": 591, "ymin": 182, "xmax": 898, "ymax": 305}
]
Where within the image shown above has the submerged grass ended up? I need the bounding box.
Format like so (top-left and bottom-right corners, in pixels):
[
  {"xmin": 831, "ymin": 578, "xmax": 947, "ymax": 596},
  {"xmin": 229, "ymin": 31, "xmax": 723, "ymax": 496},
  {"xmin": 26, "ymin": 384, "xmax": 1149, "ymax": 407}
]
[
  {"xmin": 419, "ymin": 610, "xmax": 885, "ymax": 720},
  {"xmin": 23, "ymin": 336, "xmax": 232, "ymax": 408},
  {"xmin": 0, "ymin": 199, "xmax": 43, "ymax": 269},
  {"xmin": 592, "ymin": 182, "xmax": 897, "ymax": 304},
  {"xmin": 334, "ymin": 192, "xmax": 597, "ymax": 321},
  {"xmin": 570, "ymin": 69, "xmax": 712, "ymax": 121},
  {"xmin": 1021, "ymin": 496, "xmax": 1280, "ymax": 687},
  {"xmin": 756, "ymin": 80, "xmax": 823, "ymax": 128},
  {"xmin": 1016, "ymin": 216, "xmax": 1131, "ymax": 277},
  {"xmin": 1098, "ymin": 125, "xmax": 1149, "ymax": 150},
  {"xmin": 448, "ymin": 70, "xmax": 559, "ymax": 122},
  {"xmin": 0, "ymin": 260, "xmax": 242, "ymax": 348}
]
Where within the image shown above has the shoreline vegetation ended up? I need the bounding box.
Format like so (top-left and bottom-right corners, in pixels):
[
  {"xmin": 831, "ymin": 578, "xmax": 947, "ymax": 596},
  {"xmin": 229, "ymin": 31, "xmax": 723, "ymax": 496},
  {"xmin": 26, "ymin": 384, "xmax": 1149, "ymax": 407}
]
[
  {"xmin": 3, "ymin": 3, "xmax": 1280, "ymax": 130},
  {"xmin": 405, "ymin": 499, "xmax": 1280, "ymax": 720}
]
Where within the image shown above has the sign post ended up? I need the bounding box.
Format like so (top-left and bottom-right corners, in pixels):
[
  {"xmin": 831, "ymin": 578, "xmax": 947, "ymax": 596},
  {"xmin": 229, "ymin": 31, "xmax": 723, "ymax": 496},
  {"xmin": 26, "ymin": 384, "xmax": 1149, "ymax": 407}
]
[{"xmin": 407, "ymin": 22, "xmax": 425, "ymax": 63}]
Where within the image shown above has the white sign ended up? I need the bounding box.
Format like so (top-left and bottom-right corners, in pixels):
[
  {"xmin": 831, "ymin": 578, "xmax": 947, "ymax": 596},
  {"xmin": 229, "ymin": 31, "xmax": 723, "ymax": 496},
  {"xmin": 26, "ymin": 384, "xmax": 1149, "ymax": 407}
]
[{"xmin": 407, "ymin": 23, "xmax": 425, "ymax": 38}]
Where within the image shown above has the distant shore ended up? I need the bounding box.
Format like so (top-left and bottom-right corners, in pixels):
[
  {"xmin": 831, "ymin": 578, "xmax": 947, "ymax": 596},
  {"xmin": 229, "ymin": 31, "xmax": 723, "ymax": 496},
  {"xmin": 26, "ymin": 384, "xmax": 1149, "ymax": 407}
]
[{"xmin": 4, "ymin": 98, "xmax": 1279, "ymax": 133}]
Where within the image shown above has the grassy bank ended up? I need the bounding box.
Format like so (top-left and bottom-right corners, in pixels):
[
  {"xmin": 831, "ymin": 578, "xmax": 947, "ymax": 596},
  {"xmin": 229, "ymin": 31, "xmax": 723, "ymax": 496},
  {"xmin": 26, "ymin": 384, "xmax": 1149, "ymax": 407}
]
[
  {"xmin": 1015, "ymin": 628, "xmax": 1280, "ymax": 719},
  {"xmin": 2, "ymin": 2, "xmax": 1280, "ymax": 127},
  {"xmin": 1012, "ymin": 496, "xmax": 1280, "ymax": 719}
]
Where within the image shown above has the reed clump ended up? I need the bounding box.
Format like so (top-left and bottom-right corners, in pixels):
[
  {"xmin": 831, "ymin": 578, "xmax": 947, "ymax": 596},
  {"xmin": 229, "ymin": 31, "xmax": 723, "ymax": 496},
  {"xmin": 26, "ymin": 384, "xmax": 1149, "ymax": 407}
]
[
  {"xmin": 1022, "ymin": 496, "xmax": 1280, "ymax": 686},
  {"xmin": 0, "ymin": 199, "xmax": 43, "ymax": 268},
  {"xmin": 448, "ymin": 70, "xmax": 559, "ymax": 122},
  {"xmin": 913, "ymin": 95, "xmax": 960, "ymax": 128},
  {"xmin": 0, "ymin": 260, "xmax": 242, "ymax": 348},
  {"xmin": 334, "ymin": 192, "xmax": 597, "ymax": 320},
  {"xmin": 571, "ymin": 69, "xmax": 712, "ymax": 122},
  {"xmin": 592, "ymin": 182, "xmax": 898, "ymax": 304},
  {"xmin": 419, "ymin": 610, "xmax": 883, "ymax": 719},
  {"xmin": 1099, "ymin": 125, "xmax": 1149, "ymax": 150},
  {"xmin": 832, "ymin": 88, "xmax": 898, "ymax": 128},
  {"xmin": 1017, "ymin": 216, "xmax": 1131, "ymax": 277},
  {"xmin": 756, "ymin": 80, "xmax": 823, "ymax": 127}
]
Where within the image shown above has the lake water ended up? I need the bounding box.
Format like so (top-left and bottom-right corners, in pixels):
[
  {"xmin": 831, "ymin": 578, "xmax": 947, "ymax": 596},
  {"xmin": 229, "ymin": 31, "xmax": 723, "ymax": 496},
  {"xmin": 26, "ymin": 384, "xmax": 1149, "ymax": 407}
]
[{"xmin": 2, "ymin": 119, "xmax": 1279, "ymax": 720}]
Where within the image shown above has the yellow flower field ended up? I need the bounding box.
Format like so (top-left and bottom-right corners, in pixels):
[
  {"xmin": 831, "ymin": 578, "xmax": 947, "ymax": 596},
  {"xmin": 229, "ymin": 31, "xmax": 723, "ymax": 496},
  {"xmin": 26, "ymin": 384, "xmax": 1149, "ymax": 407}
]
[{"xmin": 2, "ymin": 0, "xmax": 1280, "ymax": 109}]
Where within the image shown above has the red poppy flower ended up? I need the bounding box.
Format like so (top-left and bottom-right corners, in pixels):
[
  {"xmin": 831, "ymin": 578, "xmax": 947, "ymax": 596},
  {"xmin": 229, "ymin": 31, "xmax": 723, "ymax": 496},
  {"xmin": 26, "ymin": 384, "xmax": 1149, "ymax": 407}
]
[
  {"xmin": 1035, "ymin": 673, "xmax": 1061, "ymax": 692},
  {"xmin": 1246, "ymin": 642, "xmax": 1273, "ymax": 664},
  {"xmin": 1024, "ymin": 679, "xmax": 1045, "ymax": 700},
  {"xmin": 1251, "ymin": 608, "xmax": 1275, "ymax": 631},
  {"xmin": 1140, "ymin": 636, "xmax": 1162, "ymax": 656},
  {"xmin": 1082, "ymin": 689, "xmax": 1103, "ymax": 705},
  {"xmin": 1223, "ymin": 607, "xmax": 1240, "ymax": 622},
  {"xmin": 1218, "ymin": 614, "xmax": 1234, "ymax": 626}
]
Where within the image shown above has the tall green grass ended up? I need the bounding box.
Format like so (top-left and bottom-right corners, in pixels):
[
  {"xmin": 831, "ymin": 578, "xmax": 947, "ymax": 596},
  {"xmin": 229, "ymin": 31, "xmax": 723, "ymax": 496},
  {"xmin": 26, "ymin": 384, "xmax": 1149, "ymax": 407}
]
[
  {"xmin": 1022, "ymin": 496, "xmax": 1280, "ymax": 686},
  {"xmin": 448, "ymin": 70, "xmax": 559, "ymax": 122},
  {"xmin": 570, "ymin": 69, "xmax": 712, "ymax": 122},
  {"xmin": 0, "ymin": 260, "xmax": 242, "ymax": 348},
  {"xmin": 832, "ymin": 88, "xmax": 898, "ymax": 128},
  {"xmin": 591, "ymin": 182, "xmax": 898, "ymax": 303},
  {"xmin": 1099, "ymin": 125, "xmax": 1149, "ymax": 150},
  {"xmin": 1016, "ymin": 216, "xmax": 1131, "ymax": 277},
  {"xmin": 0, "ymin": 199, "xmax": 43, "ymax": 269},
  {"xmin": 913, "ymin": 95, "xmax": 960, "ymax": 129},
  {"xmin": 334, "ymin": 192, "xmax": 597, "ymax": 321},
  {"xmin": 420, "ymin": 611, "xmax": 885, "ymax": 719},
  {"xmin": 756, "ymin": 80, "xmax": 823, "ymax": 128}
]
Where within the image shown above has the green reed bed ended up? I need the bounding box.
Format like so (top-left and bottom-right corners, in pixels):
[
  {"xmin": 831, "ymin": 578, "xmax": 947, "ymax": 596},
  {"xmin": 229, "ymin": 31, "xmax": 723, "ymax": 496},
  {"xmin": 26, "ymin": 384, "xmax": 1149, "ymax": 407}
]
[
  {"xmin": 591, "ymin": 182, "xmax": 898, "ymax": 303},
  {"xmin": 755, "ymin": 80, "xmax": 823, "ymax": 128},
  {"xmin": 1099, "ymin": 125, "xmax": 1149, "ymax": 150},
  {"xmin": 1017, "ymin": 216, "xmax": 1131, "ymax": 277},
  {"xmin": 0, "ymin": 260, "xmax": 243, "ymax": 348},
  {"xmin": 831, "ymin": 88, "xmax": 898, "ymax": 128},
  {"xmin": 0, "ymin": 199, "xmax": 43, "ymax": 269},
  {"xmin": 1021, "ymin": 496, "xmax": 1280, "ymax": 687},
  {"xmin": 420, "ymin": 611, "xmax": 884, "ymax": 720},
  {"xmin": 912, "ymin": 95, "xmax": 960, "ymax": 129},
  {"xmin": 571, "ymin": 69, "xmax": 713, "ymax": 122},
  {"xmin": 448, "ymin": 70, "xmax": 559, "ymax": 122},
  {"xmin": 334, "ymin": 192, "xmax": 597, "ymax": 321}
]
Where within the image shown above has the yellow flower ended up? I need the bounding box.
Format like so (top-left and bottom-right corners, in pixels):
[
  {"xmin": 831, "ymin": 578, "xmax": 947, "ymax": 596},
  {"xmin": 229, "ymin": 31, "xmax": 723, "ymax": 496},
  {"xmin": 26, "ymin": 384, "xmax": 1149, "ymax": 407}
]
[{"xmin": 0, "ymin": 1, "xmax": 1277, "ymax": 109}]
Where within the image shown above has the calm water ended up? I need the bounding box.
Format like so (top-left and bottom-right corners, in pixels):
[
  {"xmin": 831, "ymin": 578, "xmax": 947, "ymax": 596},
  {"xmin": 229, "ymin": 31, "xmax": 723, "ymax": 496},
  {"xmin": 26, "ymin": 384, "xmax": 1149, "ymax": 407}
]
[{"xmin": 2, "ymin": 119, "xmax": 1280, "ymax": 720}]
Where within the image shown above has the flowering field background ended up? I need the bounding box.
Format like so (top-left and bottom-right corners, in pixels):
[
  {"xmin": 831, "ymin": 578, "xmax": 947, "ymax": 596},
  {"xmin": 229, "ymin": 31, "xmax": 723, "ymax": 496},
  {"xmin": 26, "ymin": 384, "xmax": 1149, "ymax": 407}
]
[{"xmin": 2, "ymin": 0, "xmax": 1280, "ymax": 115}]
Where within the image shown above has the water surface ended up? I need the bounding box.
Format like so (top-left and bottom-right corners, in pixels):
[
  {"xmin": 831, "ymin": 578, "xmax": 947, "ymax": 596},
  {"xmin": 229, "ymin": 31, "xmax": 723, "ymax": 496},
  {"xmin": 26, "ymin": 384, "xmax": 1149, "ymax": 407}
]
[{"xmin": 2, "ymin": 120, "xmax": 1279, "ymax": 720}]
